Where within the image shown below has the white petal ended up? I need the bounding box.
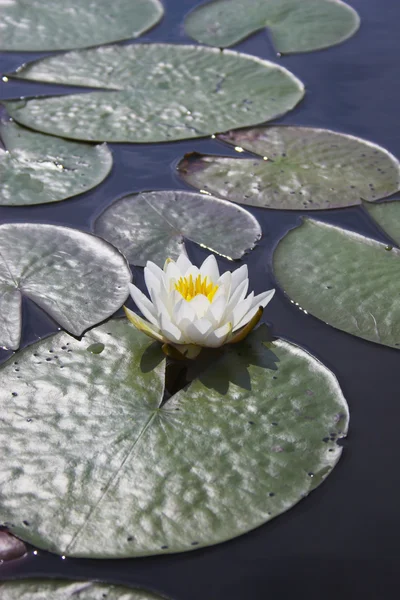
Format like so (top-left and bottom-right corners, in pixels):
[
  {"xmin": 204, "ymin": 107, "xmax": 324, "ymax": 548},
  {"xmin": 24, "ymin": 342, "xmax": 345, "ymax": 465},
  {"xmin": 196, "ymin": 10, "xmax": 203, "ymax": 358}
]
[
  {"xmin": 204, "ymin": 321, "xmax": 232, "ymax": 347},
  {"xmin": 173, "ymin": 299, "xmax": 196, "ymax": 326},
  {"xmin": 160, "ymin": 314, "xmax": 183, "ymax": 344},
  {"xmin": 124, "ymin": 306, "xmax": 165, "ymax": 343},
  {"xmin": 164, "ymin": 261, "xmax": 182, "ymax": 289},
  {"xmin": 231, "ymin": 292, "xmax": 254, "ymax": 330},
  {"xmin": 176, "ymin": 254, "xmax": 192, "ymax": 274},
  {"xmin": 189, "ymin": 294, "xmax": 210, "ymax": 318},
  {"xmin": 128, "ymin": 283, "xmax": 158, "ymax": 327},
  {"xmin": 144, "ymin": 266, "xmax": 161, "ymax": 302},
  {"xmin": 230, "ymin": 264, "xmax": 248, "ymax": 294},
  {"xmin": 186, "ymin": 319, "xmax": 213, "ymax": 344},
  {"xmin": 226, "ymin": 278, "xmax": 249, "ymax": 313},
  {"xmin": 200, "ymin": 254, "xmax": 219, "ymax": 283},
  {"xmin": 146, "ymin": 260, "xmax": 165, "ymax": 282},
  {"xmin": 184, "ymin": 265, "xmax": 200, "ymax": 279},
  {"xmin": 207, "ymin": 294, "xmax": 227, "ymax": 326},
  {"xmin": 234, "ymin": 289, "xmax": 275, "ymax": 331},
  {"xmin": 217, "ymin": 271, "xmax": 232, "ymax": 290},
  {"xmin": 251, "ymin": 288, "xmax": 276, "ymax": 310}
]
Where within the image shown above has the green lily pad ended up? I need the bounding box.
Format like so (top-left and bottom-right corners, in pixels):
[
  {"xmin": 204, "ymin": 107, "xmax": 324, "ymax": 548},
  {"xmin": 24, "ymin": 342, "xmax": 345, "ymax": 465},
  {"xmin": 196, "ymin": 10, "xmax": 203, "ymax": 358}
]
[
  {"xmin": 178, "ymin": 126, "xmax": 400, "ymax": 210},
  {"xmin": 0, "ymin": 319, "xmax": 348, "ymax": 558},
  {"xmin": 184, "ymin": 0, "xmax": 360, "ymax": 53},
  {"xmin": 0, "ymin": 119, "xmax": 112, "ymax": 206},
  {"xmin": 0, "ymin": 0, "xmax": 163, "ymax": 51},
  {"xmin": 5, "ymin": 45, "xmax": 304, "ymax": 143},
  {"xmin": 0, "ymin": 580, "xmax": 163, "ymax": 600},
  {"xmin": 0, "ymin": 223, "xmax": 131, "ymax": 350},
  {"xmin": 94, "ymin": 190, "xmax": 262, "ymax": 265},
  {"xmin": 274, "ymin": 218, "xmax": 400, "ymax": 349},
  {"xmin": 364, "ymin": 199, "xmax": 400, "ymax": 247}
]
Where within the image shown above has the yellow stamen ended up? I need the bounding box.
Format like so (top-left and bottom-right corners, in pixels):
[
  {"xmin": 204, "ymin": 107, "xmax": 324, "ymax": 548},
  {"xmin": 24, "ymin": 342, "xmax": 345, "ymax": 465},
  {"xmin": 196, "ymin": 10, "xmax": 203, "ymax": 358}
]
[{"xmin": 175, "ymin": 274, "xmax": 218, "ymax": 302}]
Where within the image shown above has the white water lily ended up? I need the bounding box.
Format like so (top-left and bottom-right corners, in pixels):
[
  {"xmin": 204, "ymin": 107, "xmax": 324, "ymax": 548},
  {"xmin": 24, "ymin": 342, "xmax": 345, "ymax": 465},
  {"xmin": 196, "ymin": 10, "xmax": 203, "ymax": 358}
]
[{"xmin": 124, "ymin": 254, "xmax": 275, "ymax": 358}]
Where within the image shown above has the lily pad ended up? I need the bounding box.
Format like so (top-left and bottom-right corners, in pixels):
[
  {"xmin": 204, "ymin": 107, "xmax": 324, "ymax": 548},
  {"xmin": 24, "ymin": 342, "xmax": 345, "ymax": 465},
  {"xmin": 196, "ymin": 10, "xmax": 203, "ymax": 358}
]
[
  {"xmin": 274, "ymin": 218, "xmax": 400, "ymax": 349},
  {"xmin": 0, "ymin": 319, "xmax": 348, "ymax": 558},
  {"xmin": 5, "ymin": 44, "xmax": 304, "ymax": 143},
  {"xmin": 184, "ymin": 0, "xmax": 360, "ymax": 53},
  {"xmin": 94, "ymin": 190, "xmax": 262, "ymax": 265},
  {"xmin": 0, "ymin": 223, "xmax": 131, "ymax": 350},
  {"xmin": 0, "ymin": 0, "xmax": 164, "ymax": 51},
  {"xmin": 364, "ymin": 199, "xmax": 400, "ymax": 247},
  {"xmin": 0, "ymin": 119, "xmax": 112, "ymax": 206},
  {"xmin": 178, "ymin": 126, "xmax": 400, "ymax": 210},
  {"xmin": 0, "ymin": 580, "xmax": 163, "ymax": 600}
]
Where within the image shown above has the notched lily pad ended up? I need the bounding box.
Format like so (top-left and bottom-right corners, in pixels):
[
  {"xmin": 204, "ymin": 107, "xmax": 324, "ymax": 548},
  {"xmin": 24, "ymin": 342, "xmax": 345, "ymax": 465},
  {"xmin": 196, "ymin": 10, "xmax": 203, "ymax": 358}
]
[
  {"xmin": 364, "ymin": 199, "xmax": 400, "ymax": 247},
  {"xmin": 94, "ymin": 190, "xmax": 262, "ymax": 265},
  {"xmin": 0, "ymin": 580, "xmax": 163, "ymax": 600},
  {"xmin": 0, "ymin": 319, "xmax": 348, "ymax": 558},
  {"xmin": 5, "ymin": 44, "xmax": 304, "ymax": 143},
  {"xmin": 0, "ymin": 119, "xmax": 112, "ymax": 206},
  {"xmin": 274, "ymin": 218, "xmax": 400, "ymax": 349},
  {"xmin": 0, "ymin": 223, "xmax": 131, "ymax": 350},
  {"xmin": 184, "ymin": 0, "xmax": 360, "ymax": 53},
  {"xmin": 0, "ymin": 0, "xmax": 164, "ymax": 51},
  {"xmin": 178, "ymin": 126, "xmax": 400, "ymax": 210}
]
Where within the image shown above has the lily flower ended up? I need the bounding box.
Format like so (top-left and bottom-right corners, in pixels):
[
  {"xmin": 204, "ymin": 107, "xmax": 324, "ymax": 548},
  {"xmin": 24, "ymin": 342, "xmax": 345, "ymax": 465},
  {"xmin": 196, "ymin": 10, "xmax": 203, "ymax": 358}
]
[{"xmin": 124, "ymin": 254, "xmax": 275, "ymax": 359}]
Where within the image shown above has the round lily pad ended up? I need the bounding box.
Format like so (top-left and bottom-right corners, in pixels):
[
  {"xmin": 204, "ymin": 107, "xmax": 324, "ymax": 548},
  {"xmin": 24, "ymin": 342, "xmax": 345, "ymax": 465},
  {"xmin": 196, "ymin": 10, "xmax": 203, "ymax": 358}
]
[
  {"xmin": 184, "ymin": 0, "xmax": 360, "ymax": 53},
  {"xmin": 94, "ymin": 190, "xmax": 262, "ymax": 265},
  {"xmin": 178, "ymin": 126, "xmax": 400, "ymax": 210},
  {"xmin": 0, "ymin": 0, "xmax": 164, "ymax": 51},
  {"xmin": 0, "ymin": 319, "xmax": 348, "ymax": 558},
  {"xmin": 274, "ymin": 218, "xmax": 400, "ymax": 349},
  {"xmin": 0, "ymin": 580, "xmax": 163, "ymax": 600},
  {"xmin": 0, "ymin": 223, "xmax": 131, "ymax": 350},
  {"xmin": 0, "ymin": 119, "xmax": 112, "ymax": 206},
  {"xmin": 364, "ymin": 199, "xmax": 400, "ymax": 247},
  {"xmin": 5, "ymin": 44, "xmax": 304, "ymax": 143}
]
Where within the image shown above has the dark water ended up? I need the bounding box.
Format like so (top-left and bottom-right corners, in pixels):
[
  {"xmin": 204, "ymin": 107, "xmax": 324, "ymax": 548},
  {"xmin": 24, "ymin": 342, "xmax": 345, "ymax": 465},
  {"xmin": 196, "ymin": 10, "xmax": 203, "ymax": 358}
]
[{"xmin": 0, "ymin": 0, "xmax": 399, "ymax": 598}]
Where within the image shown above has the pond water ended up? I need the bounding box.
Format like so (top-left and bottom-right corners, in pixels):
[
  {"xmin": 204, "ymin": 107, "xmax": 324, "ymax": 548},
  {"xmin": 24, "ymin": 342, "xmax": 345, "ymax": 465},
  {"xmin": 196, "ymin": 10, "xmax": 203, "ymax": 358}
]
[{"xmin": 0, "ymin": 0, "xmax": 399, "ymax": 598}]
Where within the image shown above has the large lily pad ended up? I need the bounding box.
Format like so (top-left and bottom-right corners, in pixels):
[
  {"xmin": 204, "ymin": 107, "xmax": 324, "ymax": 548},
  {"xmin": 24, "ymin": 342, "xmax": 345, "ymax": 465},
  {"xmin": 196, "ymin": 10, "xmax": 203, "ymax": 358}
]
[
  {"xmin": 5, "ymin": 45, "xmax": 304, "ymax": 143},
  {"xmin": 0, "ymin": 580, "xmax": 163, "ymax": 600},
  {"xmin": 274, "ymin": 218, "xmax": 400, "ymax": 349},
  {"xmin": 178, "ymin": 126, "xmax": 400, "ymax": 210},
  {"xmin": 0, "ymin": 0, "xmax": 163, "ymax": 51},
  {"xmin": 94, "ymin": 190, "xmax": 262, "ymax": 265},
  {"xmin": 0, "ymin": 119, "xmax": 112, "ymax": 206},
  {"xmin": 0, "ymin": 223, "xmax": 131, "ymax": 350},
  {"xmin": 0, "ymin": 319, "xmax": 348, "ymax": 558},
  {"xmin": 184, "ymin": 0, "xmax": 360, "ymax": 53},
  {"xmin": 364, "ymin": 200, "xmax": 400, "ymax": 247}
]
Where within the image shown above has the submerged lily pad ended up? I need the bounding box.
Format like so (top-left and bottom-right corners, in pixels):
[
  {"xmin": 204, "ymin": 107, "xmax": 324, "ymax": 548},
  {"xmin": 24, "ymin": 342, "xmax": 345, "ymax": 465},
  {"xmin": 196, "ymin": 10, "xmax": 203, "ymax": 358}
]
[
  {"xmin": 94, "ymin": 190, "xmax": 262, "ymax": 265},
  {"xmin": 0, "ymin": 119, "xmax": 112, "ymax": 206},
  {"xmin": 178, "ymin": 126, "xmax": 400, "ymax": 210},
  {"xmin": 0, "ymin": 319, "xmax": 348, "ymax": 558},
  {"xmin": 5, "ymin": 44, "xmax": 304, "ymax": 143},
  {"xmin": 184, "ymin": 0, "xmax": 360, "ymax": 53},
  {"xmin": 0, "ymin": 0, "xmax": 163, "ymax": 51},
  {"xmin": 0, "ymin": 580, "xmax": 163, "ymax": 600},
  {"xmin": 364, "ymin": 200, "xmax": 400, "ymax": 247},
  {"xmin": 0, "ymin": 223, "xmax": 131, "ymax": 350},
  {"xmin": 274, "ymin": 219, "xmax": 400, "ymax": 349}
]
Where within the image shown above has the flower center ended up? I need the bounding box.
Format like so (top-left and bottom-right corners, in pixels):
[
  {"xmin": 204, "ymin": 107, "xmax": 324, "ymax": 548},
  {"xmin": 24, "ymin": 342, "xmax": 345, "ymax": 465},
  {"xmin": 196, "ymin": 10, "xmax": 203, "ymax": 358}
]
[{"xmin": 175, "ymin": 274, "xmax": 218, "ymax": 302}]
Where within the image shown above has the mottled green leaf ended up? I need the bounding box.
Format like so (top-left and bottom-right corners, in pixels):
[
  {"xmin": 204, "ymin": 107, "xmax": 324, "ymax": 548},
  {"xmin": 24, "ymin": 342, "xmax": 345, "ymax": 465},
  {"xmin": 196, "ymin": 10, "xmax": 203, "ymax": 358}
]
[
  {"xmin": 0, "ymin": 0, "xmax": 163, "ymax": 51},
  {"xmin": 364, "ymin": 199, "xmax": 400, "ymax": 247},
  {"xmin": 178, "ymin": 126, "xmax": 400, "ymax": 210},
  {"xmin": 0, "ymin": 319, "xmax": 348, "ymax": 558},
  {"xmin": 94, "ymin": 190, "xmax": 262, "ymax": 265},
  {"xmin": 6, "ymin": 45, "xmax": 304, "ymax": 143},
  {"xmin": 184, "ymin": 0, "xmax": 360, "ymax": 53},
  {"xmin": 0, "ymin": 120, "xmax": 112, "ymax": 206},
  {"xmin": 0, "ymin": 580, "xmax": 163, "ymax": 600},
  {"xmin": 274, "ymin": 219, "xmax": 400, "ymax": 349},
  {"xmin": 0, "ymin": 223, "xmax": 131, "ymax": 350}
]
